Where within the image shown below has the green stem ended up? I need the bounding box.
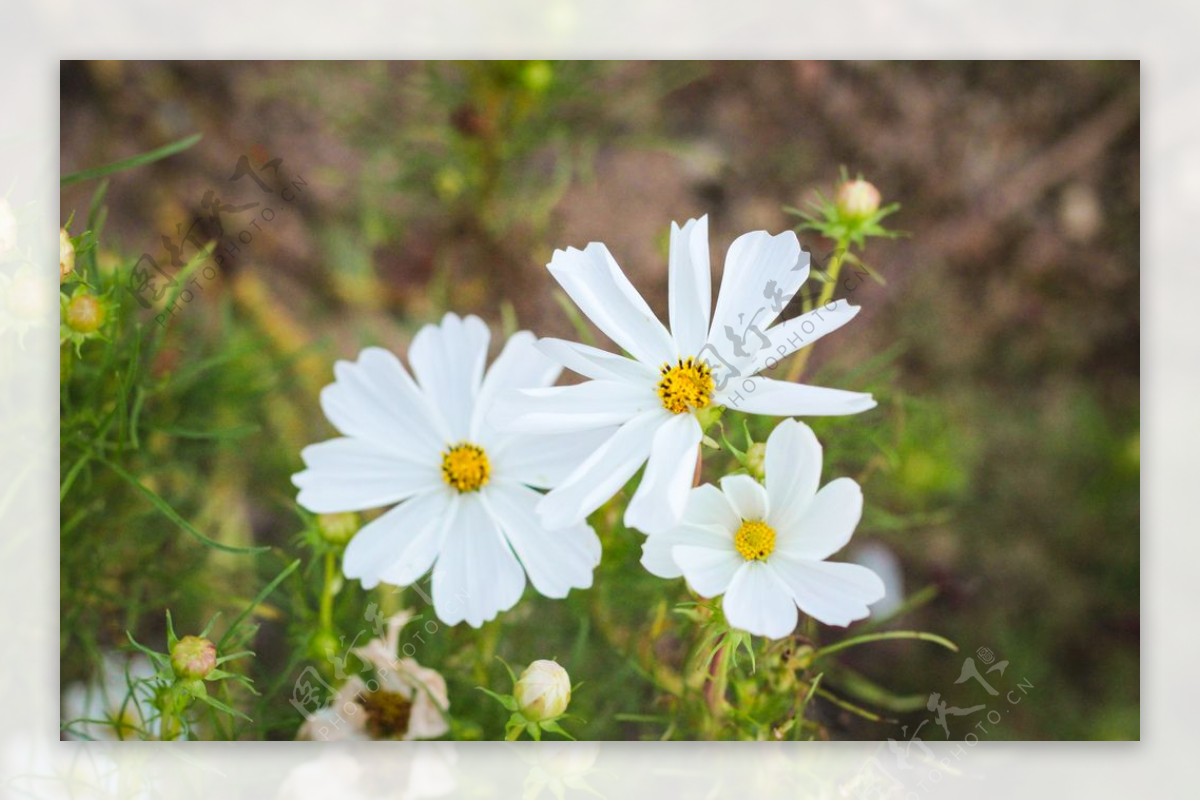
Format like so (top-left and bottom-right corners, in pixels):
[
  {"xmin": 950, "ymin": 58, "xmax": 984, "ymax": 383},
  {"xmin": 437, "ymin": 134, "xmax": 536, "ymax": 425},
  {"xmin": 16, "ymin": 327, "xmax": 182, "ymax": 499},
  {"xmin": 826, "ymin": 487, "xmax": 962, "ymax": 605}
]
[
  {"xmin": 319, "ymin": 550, "xmax": 335, "ymax": 634},
  {"xmin": 785, "ymin": 235, "xmax": 851, "ymax": 383}
]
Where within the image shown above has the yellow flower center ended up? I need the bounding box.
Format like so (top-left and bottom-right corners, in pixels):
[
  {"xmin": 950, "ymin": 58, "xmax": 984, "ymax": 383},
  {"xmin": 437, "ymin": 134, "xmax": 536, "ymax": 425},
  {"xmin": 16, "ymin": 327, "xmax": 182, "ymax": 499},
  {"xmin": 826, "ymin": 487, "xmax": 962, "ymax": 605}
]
[
  {"xmin": 657, "ymin": 357, "xmax": 715, "ymax": 415},
  {"xmin": 734, "ymin": 520, "xmax": 776, "ymax": 561},
  {"xmin": 441, "ymin": 442, "xmax": 490, "ymax": 493}
]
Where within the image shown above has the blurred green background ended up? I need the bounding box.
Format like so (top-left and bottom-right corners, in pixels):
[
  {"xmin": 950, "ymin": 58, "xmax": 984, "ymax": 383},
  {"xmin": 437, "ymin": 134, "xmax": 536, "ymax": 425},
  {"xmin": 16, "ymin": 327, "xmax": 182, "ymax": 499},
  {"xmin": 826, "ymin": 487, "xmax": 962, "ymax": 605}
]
[{"xmin": 59, "ymin": 61, "xmax": 1139, "ymax": 740}]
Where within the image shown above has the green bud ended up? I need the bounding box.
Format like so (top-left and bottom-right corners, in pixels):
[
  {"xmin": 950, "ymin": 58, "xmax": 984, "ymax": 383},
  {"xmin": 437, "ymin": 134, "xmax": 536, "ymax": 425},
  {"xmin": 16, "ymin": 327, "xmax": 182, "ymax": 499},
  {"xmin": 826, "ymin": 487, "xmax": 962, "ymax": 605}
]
[
  {"xmin": 65, "ymin": 292, "xmax": 106, "ymax": 334},
  {"xmin": 835, "ymin": 178, "xmax": 882, "ymax": 219},
  {"xmin": 746, "ymin": 442, "xmax": 767, "ymax": 480},
  {"xmin": 170, "ymin": 635, "xmax": 217, "ymax": 681},
  {"xmin": 316, "ymin": 512, "xmax": 360, "ymax": 546}
]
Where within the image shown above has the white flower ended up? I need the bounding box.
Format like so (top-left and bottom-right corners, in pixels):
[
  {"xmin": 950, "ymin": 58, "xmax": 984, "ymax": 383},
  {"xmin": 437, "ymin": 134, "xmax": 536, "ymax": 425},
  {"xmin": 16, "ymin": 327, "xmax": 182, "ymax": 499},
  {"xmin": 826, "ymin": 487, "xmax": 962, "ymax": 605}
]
[
  {"xmin": 514, "ymin": 659, "xmax": 572, "ymax": 721},
  {"xmin": 297, "ymin": 610, "xmax": 450, "ymax": 741},
  {"xmin": 493, "ymin": 216, "xmax": 875, "ymax": 534},
  {"xmin": 641, "ymin": 419, "xmax": 885, "ymax": 638},
  {"xmin": 293, "ymin": 313, "xmax": 607, "ymax": 627}
]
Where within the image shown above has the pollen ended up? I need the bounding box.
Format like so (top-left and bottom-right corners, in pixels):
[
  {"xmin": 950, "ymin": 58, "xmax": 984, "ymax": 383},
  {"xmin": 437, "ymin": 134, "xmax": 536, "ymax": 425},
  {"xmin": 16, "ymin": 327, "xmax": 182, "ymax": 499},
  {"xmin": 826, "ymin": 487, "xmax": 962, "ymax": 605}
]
[
  {"xmin": 441, "ymin": 442, "xmax": 490, "ymax": 493},
  {"xmin": 657, "ymin": 357, "xmax": 715, "ymax": 415},
  {"xmin": 734, "ymin": 520, "xmax": 776, "ymax": 561}
]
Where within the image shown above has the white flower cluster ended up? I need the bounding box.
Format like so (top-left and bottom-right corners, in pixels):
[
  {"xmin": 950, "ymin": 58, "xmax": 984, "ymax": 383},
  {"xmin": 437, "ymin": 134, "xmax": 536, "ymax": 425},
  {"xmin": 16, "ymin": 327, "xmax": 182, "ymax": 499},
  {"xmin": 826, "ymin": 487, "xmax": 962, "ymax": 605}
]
[{"xmin": 294, "ymin": 216, "xmax": 884, "ymax": 638}]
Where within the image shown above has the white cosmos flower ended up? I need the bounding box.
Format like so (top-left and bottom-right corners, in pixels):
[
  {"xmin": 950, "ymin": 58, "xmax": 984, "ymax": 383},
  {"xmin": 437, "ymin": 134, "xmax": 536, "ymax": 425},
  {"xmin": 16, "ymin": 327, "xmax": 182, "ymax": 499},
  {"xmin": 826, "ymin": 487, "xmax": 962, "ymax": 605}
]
[
  {"xmin": 641, "ymin": 419, "xmax": 885, "ymax": 638},
  {"xmin": 292, "ymin": 313, "xmax": 608, "ymax": 627},
  {"xmin": 492, "ymin": 216, "xmax": 875, "ymax": 534}
]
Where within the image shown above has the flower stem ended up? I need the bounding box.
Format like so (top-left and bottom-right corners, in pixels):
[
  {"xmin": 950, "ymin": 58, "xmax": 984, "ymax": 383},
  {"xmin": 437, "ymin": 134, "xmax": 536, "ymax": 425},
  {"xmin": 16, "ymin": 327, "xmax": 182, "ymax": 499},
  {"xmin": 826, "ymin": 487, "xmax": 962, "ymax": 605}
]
[
  {"xmin": 784, "ymin": 236, "xmax": 852, "ymax": 383},
  {"xmin": 318, "ymin": 549, "xmax": 335, "ymax": 635}
]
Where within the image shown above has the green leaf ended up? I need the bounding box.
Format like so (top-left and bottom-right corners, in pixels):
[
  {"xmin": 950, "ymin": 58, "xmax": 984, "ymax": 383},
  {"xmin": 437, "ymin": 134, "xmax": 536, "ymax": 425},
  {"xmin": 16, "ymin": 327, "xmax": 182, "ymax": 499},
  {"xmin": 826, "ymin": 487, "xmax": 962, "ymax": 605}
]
[
  {"xmin": 61, "ymin": 133, "xmax": 203, "ymax": 186},
  {"xmin": 814, "ymin": 687, "xmax": 891, "ymax": 723},
  {"xmin": 476, "ymin": 686, "xmax": 518, "ymax": 712},
  {"xmin": 99, "ymin": 457, "xmax": 269, "ymax": 555},
  {"xmin": 196, "ymin": 692, "xmax": 253, "ymax": 722},
  {"xmin": 217, "ymin": 559, "xmax": 301, "ymax": 650},
  {"xmin": 539, "ymin": 719, "xmax": 576, "ymax": 740},
  {"xmin": 809, "ymin": 630, "xmax": 958, "ymax": 662}
]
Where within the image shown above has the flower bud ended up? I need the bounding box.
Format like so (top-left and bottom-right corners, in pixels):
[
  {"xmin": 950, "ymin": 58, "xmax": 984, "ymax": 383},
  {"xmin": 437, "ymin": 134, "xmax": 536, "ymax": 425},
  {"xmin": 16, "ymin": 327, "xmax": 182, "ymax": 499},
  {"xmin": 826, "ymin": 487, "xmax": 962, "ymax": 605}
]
[
  {"xmin": 745, "ymin": 442, "xmax": 767, "ymax": 480},
  {"xmin": 316, "ymin": 511, "xmax": 360, "ymax": 546},
  {"xmin": 835, "ymin": 178, "xmax": 882, "ymax": 219},
  {"xmin": 514, "ymin": 659, "xmax": 571, "ymax": 722},
  {"xmin": 170, "ymin": 635, "xmax": 217, "ymax": 681},
  {"xmin": 60, "ymin": 229, "xmax": 75, "ymax": 283},
  {"xmin": 65, "ymin": 292, "xmax": 106, "ymax": 334}
]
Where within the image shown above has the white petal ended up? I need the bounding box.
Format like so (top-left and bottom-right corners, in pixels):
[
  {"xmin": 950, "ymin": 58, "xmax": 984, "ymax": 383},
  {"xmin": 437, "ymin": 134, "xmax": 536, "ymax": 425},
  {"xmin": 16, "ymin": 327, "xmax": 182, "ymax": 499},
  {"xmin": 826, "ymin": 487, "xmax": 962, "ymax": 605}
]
[
  {"xmin": 717, "ymin": 376, "xmax": 875, "ymax": 416},
  {"xmin": 722, "ymin": 562, "xmax": 799, "ymax": 639},
  {"xmin": 709, "ymin": 229, "xmax": 806, "ymax": 346},
  {"xmin": 293, "ymin": 438, "xmax": 441, "ymax": 513},
  {"xmin": 547, "ymin": 243, "xmax": 675, "ymax": 366},
  {"xmin": 641, "ymin": 521, "xmax": 732, "ymax": 578},
  {"xmin": 320, "ymin": 347, "xmax": 447, "ymax": 460},
  {"xmin": 537, "ymin": 409, "xmax": 668, "ymax": 529},
  {"xmin": 482, "ymin": 481, "xmax": 600, "ymax": 598},
  {"xmin": 490, "ymin": 380, "xmax": 658, "ymax": 435},
  {"xmin": 343, "ymin": 491, "xmax": 452, "ymax": 589},
  {"xmin": 409, "ymin": 313, "xmax": 491, "ymax": 440},
  {"xmin": 624, "ymin": 413, "xmax": 703, "ymax": 534},
  {"xmin": 492, "ymin": 428, "xmax": 617, "ymax": 490},
  {"xmin": 471, "ymin": 330, "xmax": 561, "ymax": 439},
  {"xmin": 765, "ymin": 299, "xmax": 860, "ymax": 364},
  {"xmin": 431, "ymin": 495, "xmax": 526, "ymax": 627},
  {"xmin": 536, "ymin": 337, "xmax": 657, "ymax": 383},
  {"xmin": 680, "ymin": 483, "xmax": 742, "ymax": 533},
  {"xmin": 640, "ymin": 532, "xmax": 684, "ymax": 578},
  {"xmin": 727, "ymin": 299, "xmax": 861, "ymax": 377},
  {"xmin": 769, "ymin": 557, "xmax": 884, "ymax": 627},
  {"xmin": 719, "ymin": 474, "xmax": 769, "ymax": 521},
  {"xmin": 672, "ymin": 542, "xmax": 742, "ymax": 597},
  {"xmin": 764, "ymin": 419, "xmax": 822, "ymax": 532},
  {"xmin": 776, "ymin": 478, "xmax": 863, "ymax": 562},
  {"xmin": 668, "ymin": 216, "xmax": 712, "ymax": 356}
]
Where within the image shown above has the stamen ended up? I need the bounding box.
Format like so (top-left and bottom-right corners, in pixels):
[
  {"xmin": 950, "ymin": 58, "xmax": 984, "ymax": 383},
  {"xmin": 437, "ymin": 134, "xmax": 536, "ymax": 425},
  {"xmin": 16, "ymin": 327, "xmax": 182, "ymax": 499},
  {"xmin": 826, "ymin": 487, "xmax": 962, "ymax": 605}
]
[
  {"xmin": 441, "ymin": 443, "xmax": 490, "ymax": 493},
  {"xmin": 734, "ymin": 520, "xmax": 776, "ymax": 561},
  {"xmin": 657, "ymin": 356, "xmax": 715, "ymax": 415}
]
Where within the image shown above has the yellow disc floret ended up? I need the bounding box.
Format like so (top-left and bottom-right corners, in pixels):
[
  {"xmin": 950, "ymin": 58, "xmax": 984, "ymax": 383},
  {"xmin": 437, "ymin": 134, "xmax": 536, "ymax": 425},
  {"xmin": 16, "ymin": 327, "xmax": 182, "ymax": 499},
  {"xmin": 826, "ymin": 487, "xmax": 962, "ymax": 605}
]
[
  {"xmin": 734, "ymin": 520, "xmax": 776, "ymax": 561},
  {"xmin": 657, "ymin": 357, "xmax": 715, "ymax": 415},
  {"xmin": 441, "ymin": 442, "xmax": 490, "ymax": 493}
]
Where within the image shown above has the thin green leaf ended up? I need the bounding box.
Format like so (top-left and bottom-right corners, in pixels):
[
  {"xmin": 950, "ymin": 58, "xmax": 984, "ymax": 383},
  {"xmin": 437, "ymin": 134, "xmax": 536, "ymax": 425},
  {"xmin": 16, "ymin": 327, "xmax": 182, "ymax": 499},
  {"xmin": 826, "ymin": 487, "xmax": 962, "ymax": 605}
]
[
  {"xmin": 810, "ymin": 630, "xmax": 958, "ymax": 662},
  {"xmin": 814, "ymin": 687, "xmax": 892, "ymax": 723},
  {"xmin": 217, "ymin": 558, "xmax": 301, "ymax": 649},
  {"xmin": 61, "ymin": 133, "xmax": 203, "ymax": 186},
  {"xmin": 99, "ymin": 457, "xmax": 269, "ymax": 555}
]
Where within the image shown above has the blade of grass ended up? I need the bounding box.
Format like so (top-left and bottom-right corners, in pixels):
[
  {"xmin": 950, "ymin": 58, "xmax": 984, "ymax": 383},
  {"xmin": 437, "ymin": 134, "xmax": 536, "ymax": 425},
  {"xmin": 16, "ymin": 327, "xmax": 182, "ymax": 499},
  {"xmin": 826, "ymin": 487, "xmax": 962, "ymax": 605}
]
[
  {"xmin": 217, "ymin": 558, "xmax": 301, "ymax": 650},
  {"xmin": 61, "ymin": 133, "xmax": 203, "ymax": 187},
  {"xmin": 99, "ymin": 456, "xmax": 269, "ymax": 554},
  {"xmin": 810, "ymin": 630, "xmax": 958, "ymax": 662}
]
